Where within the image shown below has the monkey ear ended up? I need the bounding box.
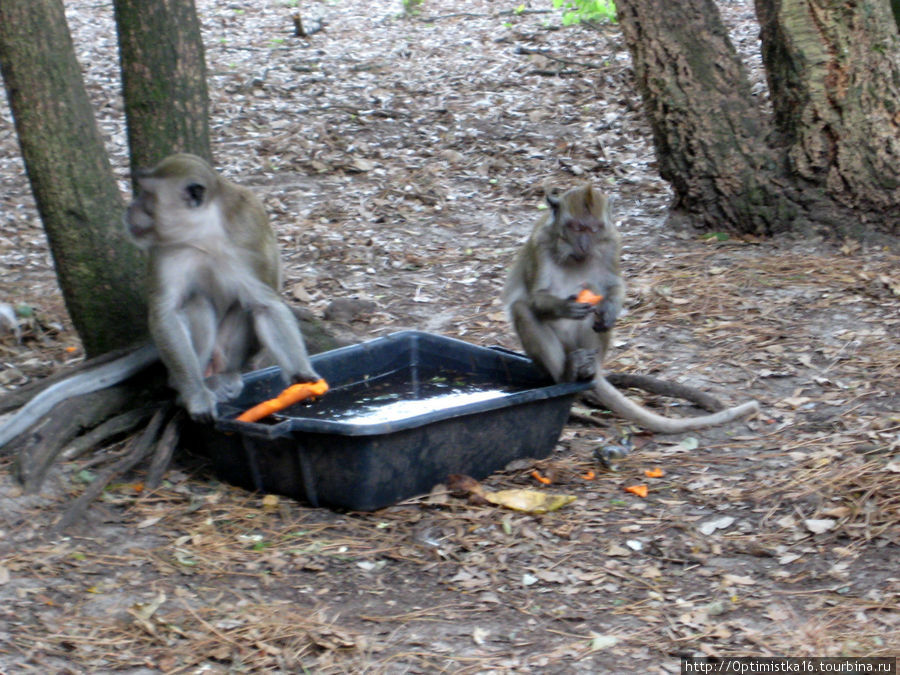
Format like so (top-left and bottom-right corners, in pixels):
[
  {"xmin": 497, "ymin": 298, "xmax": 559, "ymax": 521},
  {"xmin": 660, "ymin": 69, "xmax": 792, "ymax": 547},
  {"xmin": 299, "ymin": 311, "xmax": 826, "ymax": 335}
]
[
  {"xmin": 583, "ymin": 185, "xmax": 594, "ymax": 209},
  {"xmin": 545, "ymin": 187, "xmax": 561, "ymax": 211},
  {"xmin": 185, "ymin": 183, "xmax": 206, "ymax": 207}
]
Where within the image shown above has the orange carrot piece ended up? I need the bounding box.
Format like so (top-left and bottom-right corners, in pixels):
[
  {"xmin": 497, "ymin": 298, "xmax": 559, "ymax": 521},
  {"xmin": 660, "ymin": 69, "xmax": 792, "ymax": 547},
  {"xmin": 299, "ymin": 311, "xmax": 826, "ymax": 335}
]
[
  {"xmin": 644, "ymin": 467, "xmax": 665, "ymax": 478},
  {"xmin": 581, "ymin": 470, "xmax": 596, "ymax": 480},
  {"xmin": 575, "ymin": 288, "xmax": 604, "ymax": 305},
  {"xmin": 531, "ymin": 469, "xmax": 552, "ymax": 485},
  {"xmin": 624, "ymin": 484, "xmax": 648, "ymax": 498},
  {"xmin": 236, "ymin": 379, "xmax": 329, "ymax": 423}
]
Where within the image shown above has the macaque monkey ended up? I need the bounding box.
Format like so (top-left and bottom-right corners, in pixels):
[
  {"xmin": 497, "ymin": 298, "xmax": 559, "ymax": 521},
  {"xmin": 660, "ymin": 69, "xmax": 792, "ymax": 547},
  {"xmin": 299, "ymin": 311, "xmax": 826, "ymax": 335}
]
[
  {"xmin": 503, "ymin": 185, "xmax": 759, "ymax": 434},
  {"xmin": 0, "ymin": 155, "xmax": 319, "ymax": 445},
  {"xmin": 124, "ymin": 153, "xmax": 320, "ymax": 422}
]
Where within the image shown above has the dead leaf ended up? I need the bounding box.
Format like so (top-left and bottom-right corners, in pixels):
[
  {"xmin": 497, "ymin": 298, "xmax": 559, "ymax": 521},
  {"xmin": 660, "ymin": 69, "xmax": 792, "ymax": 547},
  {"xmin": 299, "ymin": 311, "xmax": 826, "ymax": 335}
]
[
  {"xmin": 588, "ymin": 634, "xmax": 619, "ymax": 651},
  {"xmin": 722, "ymin": 574, "xmax": 756, "ymax": 586},
  {"xmin": 472, "ymin": 626, "xmax": 489, "ymax": 646},
  {"xmin": 446, "ymin": 474, "xmax": 486, "ymax": 498},
  {"xmin": 605, "ymin": 543, "xmax": 631, "ymax": 557},
  {"xmin": 678, "ymin": 437, "xmax": 700, "ymax": 451},
  {"xmin": 349, "ymin": 157, "xmax": 376, "ymax": 172},
  {"xmin": 484, "ymin": 489, "xmax": 576, "ymax": 514},
  {"xmin": 290, "ymin": 282, "xmax": 312, "ymax": 303},
  {"xmin": 805, "ymin": 518, "xmax": 837, "ymax": 534},
  {"xmin": 699, "ymin": 516, "xmax": 735, "ymax": 535},
  {"xmin": 136, "ymin": 516, "xmax": 162, "ymax": 529}
]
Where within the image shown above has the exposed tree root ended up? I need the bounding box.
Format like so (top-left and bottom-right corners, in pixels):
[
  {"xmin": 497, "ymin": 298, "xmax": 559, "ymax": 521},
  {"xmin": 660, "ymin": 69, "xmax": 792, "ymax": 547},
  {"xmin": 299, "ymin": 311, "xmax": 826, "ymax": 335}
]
[
  {"xmin": 61, "ymin": 406, "xmax": 159, "ymax": 461},
  {"xmin": 573, "ymin": 371, "xmax": 728, "ymax": 426},
  {"xmin": 13, "ymin": 383, "xmax": 148, "ymax": 492},
  {"xmin": 605, "ymin": 372, "xmax": 724, "ymax": 412},
  {"xmin": 54, "ymin": 402, "xmax": 175, "ymax": 532},
  {"xmin": 145, "ymin": 408, "xmax": 185, "ymax": 490},
  {"xmin": 0, "ymin": 311, "xmax": 345, "ymax": 528},
  {"xmin": 0, "ymin": 345, "xmax": 149, "ymax": 414}
]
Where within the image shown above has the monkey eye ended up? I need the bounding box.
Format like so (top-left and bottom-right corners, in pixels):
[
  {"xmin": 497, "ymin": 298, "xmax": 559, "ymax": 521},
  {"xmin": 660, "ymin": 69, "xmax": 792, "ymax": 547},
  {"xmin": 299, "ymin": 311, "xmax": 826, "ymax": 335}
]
[
  {"xmin": 185, "ymin": 183, "xmax": 206, "ymax": 207},
  {"xmin": 568, "ymin": 220, "xmax": 598, "ymax": 233}
]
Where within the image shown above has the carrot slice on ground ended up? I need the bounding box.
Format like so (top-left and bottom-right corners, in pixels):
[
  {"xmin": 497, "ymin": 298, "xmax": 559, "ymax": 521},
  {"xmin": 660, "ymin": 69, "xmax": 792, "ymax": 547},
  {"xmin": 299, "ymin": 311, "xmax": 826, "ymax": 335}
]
[
  {"xmin": 236, "ymin": 379, "xmax": 329, "ymax": 423},
  {"xmin": 624, "ymin": 484, "xmax": 648, "ymax": 498},
  {"xmin": 575, "ymin": 289, "xmax": 604, "ymax": 305},
  {"xmin": 581, "ymin": 470, "xmax": 596, "ymax": 480},
  {"xmin": 531, "ymin": 469, "xmax": 552, "ymax": 485},
  {"xmin": 644, "ymin": 467, "xmax": 665, "ymax": 478}
]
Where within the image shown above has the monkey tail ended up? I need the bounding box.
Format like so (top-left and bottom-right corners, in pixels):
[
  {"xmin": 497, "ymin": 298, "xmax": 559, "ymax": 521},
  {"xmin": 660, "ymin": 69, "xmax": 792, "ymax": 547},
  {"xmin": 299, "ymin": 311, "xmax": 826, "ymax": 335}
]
[
  {"xmin": 592, "ymin": 376, "xmax": 759, "ymax": 434},
  {"xmin": 0, "ymin": 343, "xmax": 159, "ymax": 449}
]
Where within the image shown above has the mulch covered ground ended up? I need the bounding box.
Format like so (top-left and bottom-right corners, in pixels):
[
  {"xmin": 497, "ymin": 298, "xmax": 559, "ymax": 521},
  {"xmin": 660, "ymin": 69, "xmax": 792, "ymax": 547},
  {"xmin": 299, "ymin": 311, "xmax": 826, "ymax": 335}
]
[{"xmin": 0, "ymin": 1, "xmax": 897, "ymax": 672}]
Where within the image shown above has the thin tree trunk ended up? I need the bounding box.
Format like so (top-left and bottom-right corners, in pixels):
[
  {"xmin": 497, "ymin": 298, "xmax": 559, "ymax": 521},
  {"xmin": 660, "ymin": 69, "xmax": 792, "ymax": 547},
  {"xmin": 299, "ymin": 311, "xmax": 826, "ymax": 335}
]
[
  {"xmin": 113, "ymin": 0, "xmax": 212, "ymax": 173},
  {"xmin": 0, "ymin": 0, "xmax": 148, "ymax": 356}
]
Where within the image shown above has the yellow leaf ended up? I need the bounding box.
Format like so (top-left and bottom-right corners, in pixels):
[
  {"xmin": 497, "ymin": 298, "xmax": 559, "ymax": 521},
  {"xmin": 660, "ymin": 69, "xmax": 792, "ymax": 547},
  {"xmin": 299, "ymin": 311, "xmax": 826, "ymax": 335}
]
[{"xmin": 484, "ymin": 489, "xmax": 575, "ymax": 514}]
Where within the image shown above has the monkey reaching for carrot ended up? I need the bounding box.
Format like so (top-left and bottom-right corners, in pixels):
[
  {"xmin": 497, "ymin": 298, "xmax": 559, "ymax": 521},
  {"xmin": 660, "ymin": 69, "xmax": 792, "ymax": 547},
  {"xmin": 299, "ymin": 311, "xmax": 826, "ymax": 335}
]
[
  {"xmin": 0, "ymin": 154, "xmax": 321, "ymax": 445},
  {"xmin": 502, "ymin": 185, "xmax": 759, "ymax": 433},
  {"xmin": 125, "ymin": 153, "xmax": 321, "ymax": 422}
]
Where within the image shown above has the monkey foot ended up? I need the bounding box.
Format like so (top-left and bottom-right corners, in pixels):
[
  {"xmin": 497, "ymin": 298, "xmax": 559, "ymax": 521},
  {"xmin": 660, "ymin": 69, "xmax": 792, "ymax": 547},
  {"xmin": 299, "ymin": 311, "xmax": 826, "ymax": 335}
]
[{"xmin": 565, "ymin": 348, "xmax": 597, "ymax": 382}]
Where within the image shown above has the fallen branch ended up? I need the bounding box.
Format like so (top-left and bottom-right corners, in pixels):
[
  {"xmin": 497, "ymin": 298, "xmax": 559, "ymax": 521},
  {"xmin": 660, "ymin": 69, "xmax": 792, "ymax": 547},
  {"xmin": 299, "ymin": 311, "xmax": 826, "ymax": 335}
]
[{"xmin": 514, "ymin": 45, "xmax": 610, "ymax": 72}]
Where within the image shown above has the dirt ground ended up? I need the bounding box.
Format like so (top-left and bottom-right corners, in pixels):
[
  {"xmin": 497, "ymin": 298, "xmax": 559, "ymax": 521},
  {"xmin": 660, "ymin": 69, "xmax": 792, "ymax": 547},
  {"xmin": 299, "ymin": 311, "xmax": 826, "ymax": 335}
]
[{"xmin": 0, "ymin": 1, "xmax": 897, "ymax": 672}]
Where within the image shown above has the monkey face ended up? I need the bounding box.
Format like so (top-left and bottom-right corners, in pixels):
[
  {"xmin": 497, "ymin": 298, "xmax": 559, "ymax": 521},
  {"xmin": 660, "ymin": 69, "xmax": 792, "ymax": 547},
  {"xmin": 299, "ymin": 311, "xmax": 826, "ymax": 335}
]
[
  {"xmin": 124, "ymin": 154, "xmax": 222, "ymax": 248},
  {"xmin": 546, "ymin": 185, "xmax": 612, "ymax": 263},
  {"xmin": 563, "ymin": 218, "xmax": 601, "ymax": 262}
]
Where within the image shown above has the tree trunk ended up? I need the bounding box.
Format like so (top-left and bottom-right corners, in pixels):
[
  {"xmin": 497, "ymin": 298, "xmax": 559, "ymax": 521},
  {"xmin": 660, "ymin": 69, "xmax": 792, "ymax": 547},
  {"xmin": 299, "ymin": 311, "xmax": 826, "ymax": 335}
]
[
  {"xmin": 0, "ymin": 0, "xmax": 149, "ymax": 356},
  {"xmin": 756, "ymin": 0, "xmax": 900, "ymax": 227},
  {"xmin": 615, "ymin": 0, "xmax": 900, "ymax": 238},
  {"xmin": 113, "ymin": 0, "xmax": 212, "ymax": 174},
  {"xmin": 615, "ymin": 0, "xmax": 800, "ymax": 235}
]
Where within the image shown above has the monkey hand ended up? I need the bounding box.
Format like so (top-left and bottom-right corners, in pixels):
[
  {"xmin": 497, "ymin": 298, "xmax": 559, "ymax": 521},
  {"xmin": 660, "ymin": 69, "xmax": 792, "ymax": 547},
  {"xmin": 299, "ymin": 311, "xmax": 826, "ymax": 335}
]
[
  {"xmin": 592, "ymin": 301, "xmax": 619, "ymax": 333},
  {"xmin": 563, "ymin": 295, "xmax": 595, "ymax": 320},
  {"xmin": 289, "ymin": 368, "xmax": 323, "ymax": 385},
  {"xmin": 183, "ymin": 388, "xmax": 220, "ymax": 423}
]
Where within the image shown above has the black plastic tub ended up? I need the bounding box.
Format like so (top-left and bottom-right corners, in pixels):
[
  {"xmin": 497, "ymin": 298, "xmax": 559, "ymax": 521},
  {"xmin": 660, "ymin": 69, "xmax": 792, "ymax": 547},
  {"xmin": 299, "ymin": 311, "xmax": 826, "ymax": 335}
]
[{"xmin": 201, "ymin": 330, "xmax": 591, "ymax": 511}]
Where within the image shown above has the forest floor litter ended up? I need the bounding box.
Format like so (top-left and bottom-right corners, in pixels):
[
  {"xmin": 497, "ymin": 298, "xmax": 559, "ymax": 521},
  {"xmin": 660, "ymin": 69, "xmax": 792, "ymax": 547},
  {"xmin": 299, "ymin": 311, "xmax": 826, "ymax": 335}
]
[{"xmin": 0, "ymin": 1, "xmax": 897, "ymax": 672}]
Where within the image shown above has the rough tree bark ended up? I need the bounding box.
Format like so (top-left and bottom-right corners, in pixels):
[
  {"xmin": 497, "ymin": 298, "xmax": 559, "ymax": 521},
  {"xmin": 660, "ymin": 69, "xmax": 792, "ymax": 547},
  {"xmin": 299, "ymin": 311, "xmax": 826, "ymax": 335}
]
[
  {"xmin": 113, "ymin": 0, "xmax": 212, "ymax": 173},
  {"xmin": 615, "ymin": 0, "xmax": 900, "ymax": 238},
  {"xmin": 0, "ymin": 0, "xmax": 343, "ymax": 517},
  {"xmin": 0, "ymin": 0, "xmax": 149, "ymax": 356},
  {"xmin": 756, "ymin": 0, "xmax": 900, "ymax": 223}
]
